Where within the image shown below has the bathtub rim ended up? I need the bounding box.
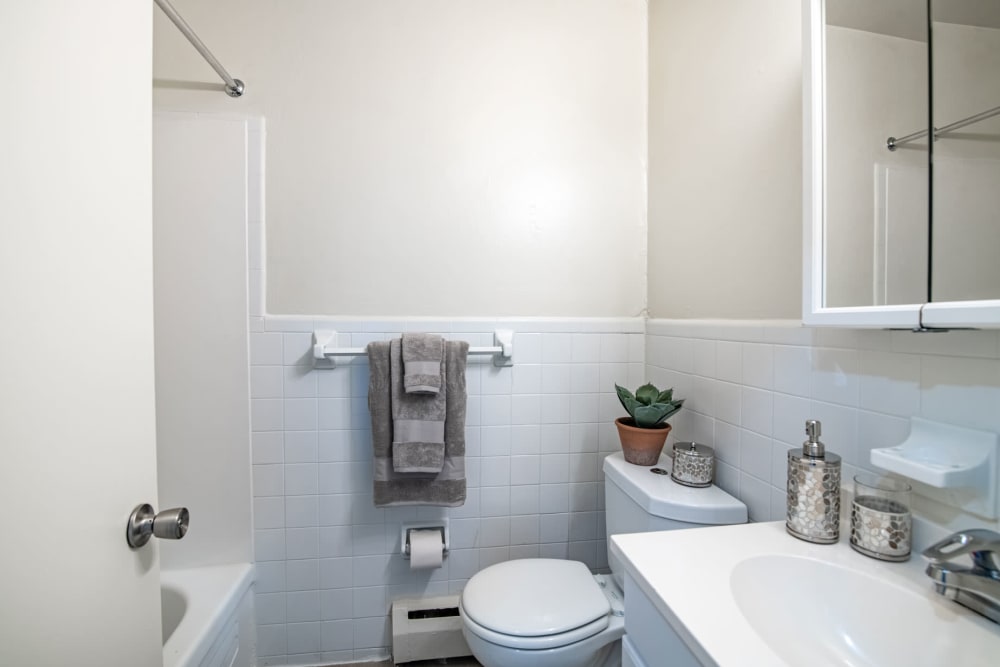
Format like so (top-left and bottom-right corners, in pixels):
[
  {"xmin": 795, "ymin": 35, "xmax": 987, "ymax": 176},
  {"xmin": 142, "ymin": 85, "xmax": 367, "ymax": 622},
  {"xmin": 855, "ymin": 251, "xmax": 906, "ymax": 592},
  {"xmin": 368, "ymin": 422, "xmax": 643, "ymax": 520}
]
[{"xmin": 161, "ymin": 562, "xmax": 254, "ymax": 667}]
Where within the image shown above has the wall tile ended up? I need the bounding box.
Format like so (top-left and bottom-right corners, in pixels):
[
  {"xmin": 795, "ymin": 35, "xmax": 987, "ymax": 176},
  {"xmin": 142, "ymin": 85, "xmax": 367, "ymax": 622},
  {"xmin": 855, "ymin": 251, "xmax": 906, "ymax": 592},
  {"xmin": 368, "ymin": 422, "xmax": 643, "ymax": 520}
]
[
  {"xmin": 251, "ymin": 333, "xmax": 284, "ymax": 366},
  {"xmin": 572, "ymin": 334, "xmax": 602, "ymax": 363},
  {"xmin": 921, "ymin": 355, "xmax": 1000, "ymax": 433},
  {"xmin": 810, "ymin": 347, "xmax": 860, "ymax": 407},
  {"xmin": 773, "ymin": 345, "xmax": 811, "ymax": 397},
  {"xmin": 257, "ymin": 592, "xmax": 287, "ymax": 625},
  {"xmin": 740, "ymin": 387, "xmax": 773, "ymax": 436},
  {"xmin": 541, "ymin": 334, "xmax": 573, "ymax": 363},
  {"xmin": 510, "ymin": 424, "xmax": 541, "ymax": 454},
  {"xmin": 253, "ymin": 431, "xmax": 285, "ymax": 464},
  {"xmin": 716, "ymin": 341, "xmax": 742, "ymax": 384},
  {"xmin": 715, "ymin": 381, "xmax": 742, "ymax": 426},
  {"xmin": 741, "ymin": 343, "xmax": 773, "ymax": 389},
  {"xmin": 739, "ymin": 430, "xmax": 772, "ymax": 483},
  {"xmin": 512, "ymin": 364, "xmax": 542, "ymax": 394},
  {"xmin": 692, "ymin": 339, "xmax": 716, "ymax": 378},
  {"xmin": 858, "ymin": 351, "xmax": 920, "ymax": 418},
  {"xmin": 247, "ymin": 317, "xmax": 1000, "ymax": 665},
  {"xmin": 286, "ymin": 592, "xmax": 321, "ymax": 623}
]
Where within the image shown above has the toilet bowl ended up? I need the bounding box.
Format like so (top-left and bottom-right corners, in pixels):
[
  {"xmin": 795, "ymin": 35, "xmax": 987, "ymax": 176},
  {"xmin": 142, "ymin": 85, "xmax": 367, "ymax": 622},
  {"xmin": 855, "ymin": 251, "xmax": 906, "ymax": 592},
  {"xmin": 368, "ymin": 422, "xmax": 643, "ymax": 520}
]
[
  {"xmin": 459, "ymin": 452, "xmax": 748, "ymax": 667},
  {"xmin": 460, "ymin": 559, "xmax": 624, "ymax": 667}
]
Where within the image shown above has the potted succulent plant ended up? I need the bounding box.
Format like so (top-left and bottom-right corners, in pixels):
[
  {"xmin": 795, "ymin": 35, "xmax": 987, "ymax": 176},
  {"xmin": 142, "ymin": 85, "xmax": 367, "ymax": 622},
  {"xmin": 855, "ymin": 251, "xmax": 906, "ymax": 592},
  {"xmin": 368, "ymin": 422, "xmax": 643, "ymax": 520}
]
[{"xmin": 614, "ymin": 382, "xmax": 684, "ymax": 465}]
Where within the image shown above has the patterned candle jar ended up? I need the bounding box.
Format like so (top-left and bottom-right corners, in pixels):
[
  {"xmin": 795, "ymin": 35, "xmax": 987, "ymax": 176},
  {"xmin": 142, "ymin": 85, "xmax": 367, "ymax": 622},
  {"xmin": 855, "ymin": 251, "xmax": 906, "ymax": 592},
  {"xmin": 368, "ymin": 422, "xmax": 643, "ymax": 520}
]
[
  {"xmin": 671, "ymin": 441, "xmax": 715, "ymax": 487},
  {"xmin": 850, "ymin": 473, "xmax": 912, "ymax": 561}
]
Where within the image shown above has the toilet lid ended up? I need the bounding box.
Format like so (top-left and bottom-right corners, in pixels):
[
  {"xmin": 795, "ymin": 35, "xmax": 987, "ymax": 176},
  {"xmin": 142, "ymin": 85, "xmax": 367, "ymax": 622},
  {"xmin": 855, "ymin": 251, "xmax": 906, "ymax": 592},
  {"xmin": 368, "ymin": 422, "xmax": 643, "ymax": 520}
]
[{"xmin": 462, "ymin": 559, "xmax": 610, "ymax": 637}]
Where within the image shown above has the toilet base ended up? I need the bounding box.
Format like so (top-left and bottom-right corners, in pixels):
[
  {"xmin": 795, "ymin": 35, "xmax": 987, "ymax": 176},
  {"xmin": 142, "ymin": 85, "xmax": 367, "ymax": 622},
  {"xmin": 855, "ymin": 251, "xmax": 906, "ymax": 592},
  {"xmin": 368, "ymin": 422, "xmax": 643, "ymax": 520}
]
[{"xmin": 462, "ymin": 628, "xmax": 621, "ymax": 667}]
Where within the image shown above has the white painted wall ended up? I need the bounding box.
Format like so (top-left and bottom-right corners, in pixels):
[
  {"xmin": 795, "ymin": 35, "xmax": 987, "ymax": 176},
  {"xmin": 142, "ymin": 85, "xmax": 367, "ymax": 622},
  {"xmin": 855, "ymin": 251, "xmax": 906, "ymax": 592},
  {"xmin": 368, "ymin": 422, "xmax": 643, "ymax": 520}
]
[
  {"xmin": 646, "ymin": 0, "xmax": 803, "ymax": 319},
  {"xmin": 824, "ymin": 26, "xmax": 928, "ymax": 307},
  {"xmin": 154, "ymin": 113, "xmax": 255, "ymax": 570},
  {"xmin": 153, "ymin": 0, "xmax": 647, "ymax": 317}
]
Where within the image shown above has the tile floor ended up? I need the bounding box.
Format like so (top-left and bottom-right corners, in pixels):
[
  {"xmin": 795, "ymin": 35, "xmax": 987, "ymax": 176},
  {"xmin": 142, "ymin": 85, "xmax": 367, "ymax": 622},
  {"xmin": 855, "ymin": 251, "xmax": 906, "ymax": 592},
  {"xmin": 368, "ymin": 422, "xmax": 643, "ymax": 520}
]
[{"xmin": 331, "ymin": 657, "xmax": 481, "ymax": 667}]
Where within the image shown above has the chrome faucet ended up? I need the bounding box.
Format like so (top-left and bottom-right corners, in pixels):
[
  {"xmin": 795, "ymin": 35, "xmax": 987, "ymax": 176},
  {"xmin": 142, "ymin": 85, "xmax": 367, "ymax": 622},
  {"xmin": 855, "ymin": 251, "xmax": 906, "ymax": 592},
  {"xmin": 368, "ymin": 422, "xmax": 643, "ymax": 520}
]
[{"xmin": 923, "ymin": 529, "xmax": 1000, "ymax": 625}]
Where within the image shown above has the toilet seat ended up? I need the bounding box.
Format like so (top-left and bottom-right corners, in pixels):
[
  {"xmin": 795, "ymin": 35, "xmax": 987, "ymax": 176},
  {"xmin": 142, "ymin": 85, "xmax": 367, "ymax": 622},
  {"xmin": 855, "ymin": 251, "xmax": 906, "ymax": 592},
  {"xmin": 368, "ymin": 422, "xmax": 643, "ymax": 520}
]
[
  {"xmin": 461, "ymin": 604, "xmax": 610, "ymax": 650},
  {"xmin": 461, "ymin": 559, "xmax": 612, "ymax": 650}
]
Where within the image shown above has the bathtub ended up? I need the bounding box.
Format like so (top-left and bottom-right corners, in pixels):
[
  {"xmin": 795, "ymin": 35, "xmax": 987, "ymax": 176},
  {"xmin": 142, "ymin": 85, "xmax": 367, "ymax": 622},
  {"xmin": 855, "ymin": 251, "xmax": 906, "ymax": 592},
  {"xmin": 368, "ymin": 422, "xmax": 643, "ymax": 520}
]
[{"xmin": 161, "ymin": 563, "xmax": 255, "ymax": 667}]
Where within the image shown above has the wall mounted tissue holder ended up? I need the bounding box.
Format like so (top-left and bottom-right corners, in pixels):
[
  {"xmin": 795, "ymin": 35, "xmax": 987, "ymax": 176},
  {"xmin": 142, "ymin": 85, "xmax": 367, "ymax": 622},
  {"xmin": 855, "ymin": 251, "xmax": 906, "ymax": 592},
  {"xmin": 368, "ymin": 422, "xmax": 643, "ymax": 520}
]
[
  {"xmin": 402, "ymin": 522, "xmax": 450, "ymax": 559},
  {"xmin": 312, "ymin": 329, "xmax": 514, "ymax": 369},
  {"xmin": 870, "ymin": 418, "xmax": 999, "ymax": 519}
]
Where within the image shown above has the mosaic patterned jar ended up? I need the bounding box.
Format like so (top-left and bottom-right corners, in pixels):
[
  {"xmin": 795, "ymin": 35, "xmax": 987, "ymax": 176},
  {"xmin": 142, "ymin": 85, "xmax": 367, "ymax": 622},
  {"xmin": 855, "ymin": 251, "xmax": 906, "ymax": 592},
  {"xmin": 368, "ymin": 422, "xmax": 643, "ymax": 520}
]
[
  {"xmin": 850, "ymin": 473, "xmax": 912, "ymax": 561},
  {"xmin": 786, "ymin": 420, "xmax": 841, "ymax": 544},
  {"xmin": 671, "ymin": 441, "xmax": 715, "ymax": 487}
]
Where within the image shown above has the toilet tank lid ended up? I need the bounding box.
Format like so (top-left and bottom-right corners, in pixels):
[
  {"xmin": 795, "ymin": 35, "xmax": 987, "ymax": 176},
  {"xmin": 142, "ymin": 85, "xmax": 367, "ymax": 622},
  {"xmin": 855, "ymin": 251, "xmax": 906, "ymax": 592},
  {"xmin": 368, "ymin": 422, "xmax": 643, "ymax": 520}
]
[
  {"xmin": 462, "ymin": 559, "xmax": 610, "ymax": 638},
  {"xmin": 603, "ymin": 452, "xmax": 748, "ymax": 524}
]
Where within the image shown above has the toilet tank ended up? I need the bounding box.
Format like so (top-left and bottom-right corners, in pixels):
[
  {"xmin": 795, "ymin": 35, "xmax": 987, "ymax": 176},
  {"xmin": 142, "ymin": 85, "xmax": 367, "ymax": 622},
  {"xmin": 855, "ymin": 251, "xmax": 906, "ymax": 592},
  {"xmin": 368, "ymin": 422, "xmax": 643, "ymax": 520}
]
[{"xmin": 603, "ymin": 452, "xmax": 747, "ymax": 588}]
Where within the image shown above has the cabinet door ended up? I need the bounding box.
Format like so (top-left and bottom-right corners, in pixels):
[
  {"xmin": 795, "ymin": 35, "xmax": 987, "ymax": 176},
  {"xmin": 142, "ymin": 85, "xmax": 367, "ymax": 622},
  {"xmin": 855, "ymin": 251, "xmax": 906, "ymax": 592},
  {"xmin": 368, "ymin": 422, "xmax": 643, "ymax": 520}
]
[{"xmin": 624, "ymin": 575, "xmax": 702, "ymax": 667}]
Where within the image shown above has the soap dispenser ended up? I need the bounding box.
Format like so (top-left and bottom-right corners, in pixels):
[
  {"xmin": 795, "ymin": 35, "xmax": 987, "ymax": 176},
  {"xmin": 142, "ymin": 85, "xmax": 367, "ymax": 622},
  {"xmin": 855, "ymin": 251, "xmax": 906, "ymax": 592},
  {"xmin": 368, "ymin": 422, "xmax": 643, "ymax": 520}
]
[{"xmin": 786, "ymin": 420, "xmax": 841, "ymax": 544}]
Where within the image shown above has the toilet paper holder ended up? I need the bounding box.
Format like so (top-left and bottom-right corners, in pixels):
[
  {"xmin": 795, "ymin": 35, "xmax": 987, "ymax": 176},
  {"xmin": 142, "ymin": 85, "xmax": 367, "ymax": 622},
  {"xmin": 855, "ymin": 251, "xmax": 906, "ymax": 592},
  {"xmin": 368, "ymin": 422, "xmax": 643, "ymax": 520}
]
[{"xmin": 402, "ymin": 522, "xmax": 450, "ymax": 559}]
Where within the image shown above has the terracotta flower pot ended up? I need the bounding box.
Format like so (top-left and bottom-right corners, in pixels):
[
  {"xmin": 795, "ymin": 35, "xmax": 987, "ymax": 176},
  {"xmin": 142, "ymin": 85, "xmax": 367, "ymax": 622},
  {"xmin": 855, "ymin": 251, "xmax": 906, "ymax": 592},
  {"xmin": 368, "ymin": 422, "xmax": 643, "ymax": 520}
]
[{"xmin": 615, "ymin": 417, "xmax": 671, "ymax": 466}]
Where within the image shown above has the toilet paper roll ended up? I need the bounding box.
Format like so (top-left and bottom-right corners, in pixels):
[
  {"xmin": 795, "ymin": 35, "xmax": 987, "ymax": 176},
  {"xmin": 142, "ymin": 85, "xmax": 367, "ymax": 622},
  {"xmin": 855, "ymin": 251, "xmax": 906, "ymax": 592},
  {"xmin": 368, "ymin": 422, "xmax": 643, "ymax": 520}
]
[{"xmin": 408, "ymin": 529, "xmax": 444, "ymax": 570}]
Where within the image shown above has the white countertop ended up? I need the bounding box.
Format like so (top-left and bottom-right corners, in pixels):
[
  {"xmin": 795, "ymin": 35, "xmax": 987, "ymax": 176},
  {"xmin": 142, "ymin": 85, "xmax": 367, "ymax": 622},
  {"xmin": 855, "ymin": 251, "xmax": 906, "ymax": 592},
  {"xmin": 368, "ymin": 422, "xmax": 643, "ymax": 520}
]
[{"xmin": 611, "ymin": 521, "xmax": 1000, "ymax": 667}]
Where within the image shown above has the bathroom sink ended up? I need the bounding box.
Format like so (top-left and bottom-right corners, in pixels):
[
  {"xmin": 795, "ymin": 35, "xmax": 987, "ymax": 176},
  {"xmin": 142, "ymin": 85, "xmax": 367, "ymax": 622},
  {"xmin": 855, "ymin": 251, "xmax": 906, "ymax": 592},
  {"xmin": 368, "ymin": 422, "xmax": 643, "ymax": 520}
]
[
  {"xmin": 611, "ymin": 521, "xmax": 1000, "ymax": 666},
  {"xmin": 731, "ymin": 554, "xmax": 994, "ymax": 666}
]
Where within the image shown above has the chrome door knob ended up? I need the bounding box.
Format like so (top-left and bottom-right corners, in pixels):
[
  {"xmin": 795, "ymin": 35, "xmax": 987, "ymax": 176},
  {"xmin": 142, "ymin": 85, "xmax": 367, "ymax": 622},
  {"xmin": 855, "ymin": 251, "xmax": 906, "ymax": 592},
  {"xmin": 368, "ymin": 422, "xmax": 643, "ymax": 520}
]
[{"xmin": 126, "ymin": 503, "xmax": 190, "ymax": 548}]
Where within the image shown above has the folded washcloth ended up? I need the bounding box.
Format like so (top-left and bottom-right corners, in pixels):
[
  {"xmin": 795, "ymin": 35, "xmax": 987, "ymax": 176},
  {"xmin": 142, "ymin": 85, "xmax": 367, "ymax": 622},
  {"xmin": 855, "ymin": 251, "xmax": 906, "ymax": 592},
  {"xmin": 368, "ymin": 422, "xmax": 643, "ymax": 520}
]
[
  {"xmin": 402, "ymin": 333, "xmax": 444, "ymax": 395},
  {"xmin": 367, "ymin": 339, "xmax": 468, "ymax": 507},
  {"xmin": 391, "ymin": 338, "xmax": 446, "ymax": 473}
]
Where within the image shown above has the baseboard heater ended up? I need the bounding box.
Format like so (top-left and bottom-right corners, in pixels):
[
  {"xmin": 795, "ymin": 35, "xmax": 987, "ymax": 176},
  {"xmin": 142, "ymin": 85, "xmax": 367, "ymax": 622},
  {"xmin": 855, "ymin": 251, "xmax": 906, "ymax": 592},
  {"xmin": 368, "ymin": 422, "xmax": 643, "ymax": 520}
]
[{"xmin": 391, "ymin": 594, "xmax": 471, "ymax": 664}]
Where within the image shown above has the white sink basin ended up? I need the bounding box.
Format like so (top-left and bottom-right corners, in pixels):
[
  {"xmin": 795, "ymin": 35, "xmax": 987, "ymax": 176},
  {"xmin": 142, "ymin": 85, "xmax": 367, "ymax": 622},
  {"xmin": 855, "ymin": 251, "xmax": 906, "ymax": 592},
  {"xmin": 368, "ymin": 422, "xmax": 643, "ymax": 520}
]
[
  {"xmin": 731, "ymin": 554, "xmax": 997, "ymax": 666},
  {"xmin": 611, "ymin": 521, "xmax": 1000, "ymax": 666}
]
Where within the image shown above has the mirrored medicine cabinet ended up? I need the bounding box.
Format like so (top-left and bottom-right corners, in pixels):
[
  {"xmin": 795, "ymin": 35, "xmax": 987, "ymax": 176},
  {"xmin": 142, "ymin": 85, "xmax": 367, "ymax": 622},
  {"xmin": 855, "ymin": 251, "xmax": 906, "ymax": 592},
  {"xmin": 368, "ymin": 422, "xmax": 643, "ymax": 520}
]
[{"xmin": 803, "ymin": 0, "xmax": 1000, "ymax": 328}]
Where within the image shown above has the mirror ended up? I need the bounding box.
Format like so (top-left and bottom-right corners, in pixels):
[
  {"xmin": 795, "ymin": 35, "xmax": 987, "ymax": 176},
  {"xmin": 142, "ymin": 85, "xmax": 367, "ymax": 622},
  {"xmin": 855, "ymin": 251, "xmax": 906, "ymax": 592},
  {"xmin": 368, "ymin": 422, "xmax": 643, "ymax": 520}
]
[
  {"xmin": 930, "ymin": 3, "xmax": 1000, "ymax": 302},
  {"xmin": 823, "ymin": 0, "xmax": 929, "ymax": 309},
  {"xmin": 804, "ymin": 0, "xmax": 1000, "ymax": 328}
]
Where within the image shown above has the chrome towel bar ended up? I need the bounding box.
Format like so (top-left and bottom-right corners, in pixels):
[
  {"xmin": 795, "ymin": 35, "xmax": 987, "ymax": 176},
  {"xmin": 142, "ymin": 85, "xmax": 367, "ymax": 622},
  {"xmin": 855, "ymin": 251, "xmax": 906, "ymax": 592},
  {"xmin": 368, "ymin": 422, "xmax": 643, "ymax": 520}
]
[{"xmin": 312, "ymin": 329, "xmax": 514, "ymax": 368}]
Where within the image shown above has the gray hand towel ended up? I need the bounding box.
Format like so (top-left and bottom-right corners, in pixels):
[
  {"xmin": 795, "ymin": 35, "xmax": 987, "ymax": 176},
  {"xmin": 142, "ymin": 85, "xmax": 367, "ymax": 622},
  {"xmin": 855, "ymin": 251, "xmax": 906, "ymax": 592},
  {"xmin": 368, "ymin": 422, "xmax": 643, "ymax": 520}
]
[
  {"xmin": 390, "ymin": 338, "xmax": 446, "ymax": 473},
  {"xmin": 367, "ymin": 340, "xmax": 468, "ymax": 507},
  {"xmin": 402, "ymin": 332, "xmax": 444, "ymax": 395}
]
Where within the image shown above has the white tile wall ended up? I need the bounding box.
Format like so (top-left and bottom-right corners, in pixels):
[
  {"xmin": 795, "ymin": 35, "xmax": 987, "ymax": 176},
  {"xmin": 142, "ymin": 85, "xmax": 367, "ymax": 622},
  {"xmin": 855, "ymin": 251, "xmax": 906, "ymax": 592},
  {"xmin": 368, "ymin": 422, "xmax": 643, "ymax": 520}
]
[
  {"xmin": 250, "ymin": 318, "xmax": 644, "ymax": 664},
  {"xmin": 646, "ymin": 320, "xmax": 1000, "ymax": 529}
]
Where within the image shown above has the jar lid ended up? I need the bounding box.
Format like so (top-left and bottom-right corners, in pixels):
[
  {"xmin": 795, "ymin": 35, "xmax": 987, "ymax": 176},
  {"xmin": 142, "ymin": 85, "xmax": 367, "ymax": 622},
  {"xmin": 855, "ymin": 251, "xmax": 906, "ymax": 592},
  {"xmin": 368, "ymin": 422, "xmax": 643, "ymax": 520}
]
[{"xmin": 673, "ymin": 441, "xmax": 715, "ymax": 459}]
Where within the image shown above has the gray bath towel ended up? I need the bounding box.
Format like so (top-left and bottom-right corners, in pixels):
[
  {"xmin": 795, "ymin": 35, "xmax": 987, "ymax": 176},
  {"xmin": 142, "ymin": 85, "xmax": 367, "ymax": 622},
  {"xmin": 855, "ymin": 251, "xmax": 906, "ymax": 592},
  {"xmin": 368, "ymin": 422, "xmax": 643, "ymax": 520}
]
[
  {"xmin": 367, "ymin": 339, "xmax": 468, "ymax": 507},
  {"xmin": 391, "ymin": 338, "xmax": 445, "ymax": 473},
  {"xmin": 402, "ymin": 332, "xmax": 443, "ymax": 395}
]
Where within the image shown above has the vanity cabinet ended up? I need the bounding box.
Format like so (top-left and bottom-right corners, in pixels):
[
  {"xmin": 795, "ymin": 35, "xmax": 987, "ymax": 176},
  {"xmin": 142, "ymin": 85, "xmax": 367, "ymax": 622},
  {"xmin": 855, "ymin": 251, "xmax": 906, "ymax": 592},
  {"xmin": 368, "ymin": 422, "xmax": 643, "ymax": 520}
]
[
  {"xmin": 803, "ymin": 0, "xmax": 1000, "ymax": 328},
  {"xmin": 623, "ymin": 574, "xmax": 701, "ymax": 667}
]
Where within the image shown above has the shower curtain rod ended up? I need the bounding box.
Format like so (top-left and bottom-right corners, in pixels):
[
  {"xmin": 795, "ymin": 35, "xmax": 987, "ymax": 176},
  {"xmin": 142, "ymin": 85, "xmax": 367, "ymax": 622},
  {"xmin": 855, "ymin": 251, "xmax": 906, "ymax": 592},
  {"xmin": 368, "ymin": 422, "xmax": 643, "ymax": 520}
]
[
  {"xmin": 154, "ymin": 0, "xmax": 244, "ymax": 97},
  {"xmin": 886, "ymin": 103, "xmax": 1000, "ymax": 151}
]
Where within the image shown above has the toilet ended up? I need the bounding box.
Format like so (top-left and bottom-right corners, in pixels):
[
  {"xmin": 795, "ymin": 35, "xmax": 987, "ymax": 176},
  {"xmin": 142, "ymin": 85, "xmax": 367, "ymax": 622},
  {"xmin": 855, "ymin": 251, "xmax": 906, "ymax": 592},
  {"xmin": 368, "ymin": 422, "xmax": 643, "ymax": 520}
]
[{"xmin": 459, "ymin": 451, "xmax": 747, "ymax": 667}]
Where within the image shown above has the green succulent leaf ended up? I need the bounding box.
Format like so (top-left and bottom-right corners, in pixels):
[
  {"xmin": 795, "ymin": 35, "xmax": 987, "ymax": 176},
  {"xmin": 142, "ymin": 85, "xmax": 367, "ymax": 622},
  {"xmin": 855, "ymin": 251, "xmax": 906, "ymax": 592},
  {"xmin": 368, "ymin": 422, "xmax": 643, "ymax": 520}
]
[
  {"xmin": 622, "ymin": 396, "xmax": 643, "ymax": 417},
  {"xmin": 659, "ymin": 401, "xmax": 684, "ymax": 422},
  {"xmin": 614, "ymin": 382, "xmax": 684, "ymax": 428},
  {"xmin": 633, "ymin": 403, "xmax": 671, "ymax": 428},
  {"xmin": 615, "ymin": 384, "xmax": 636, "ymax": 414},
  {"xmin": 634, "ymin": 383, "xmax": 659, "ymax": 406}
]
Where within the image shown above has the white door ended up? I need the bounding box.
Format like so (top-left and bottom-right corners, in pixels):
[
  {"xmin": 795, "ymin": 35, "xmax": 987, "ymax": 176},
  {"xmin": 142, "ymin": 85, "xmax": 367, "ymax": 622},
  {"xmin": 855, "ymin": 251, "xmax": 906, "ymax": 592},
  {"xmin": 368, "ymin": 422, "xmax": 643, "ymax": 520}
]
[{"xmin": 0, "ymin": 2, "xmax": 164, "ymax": 665}]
